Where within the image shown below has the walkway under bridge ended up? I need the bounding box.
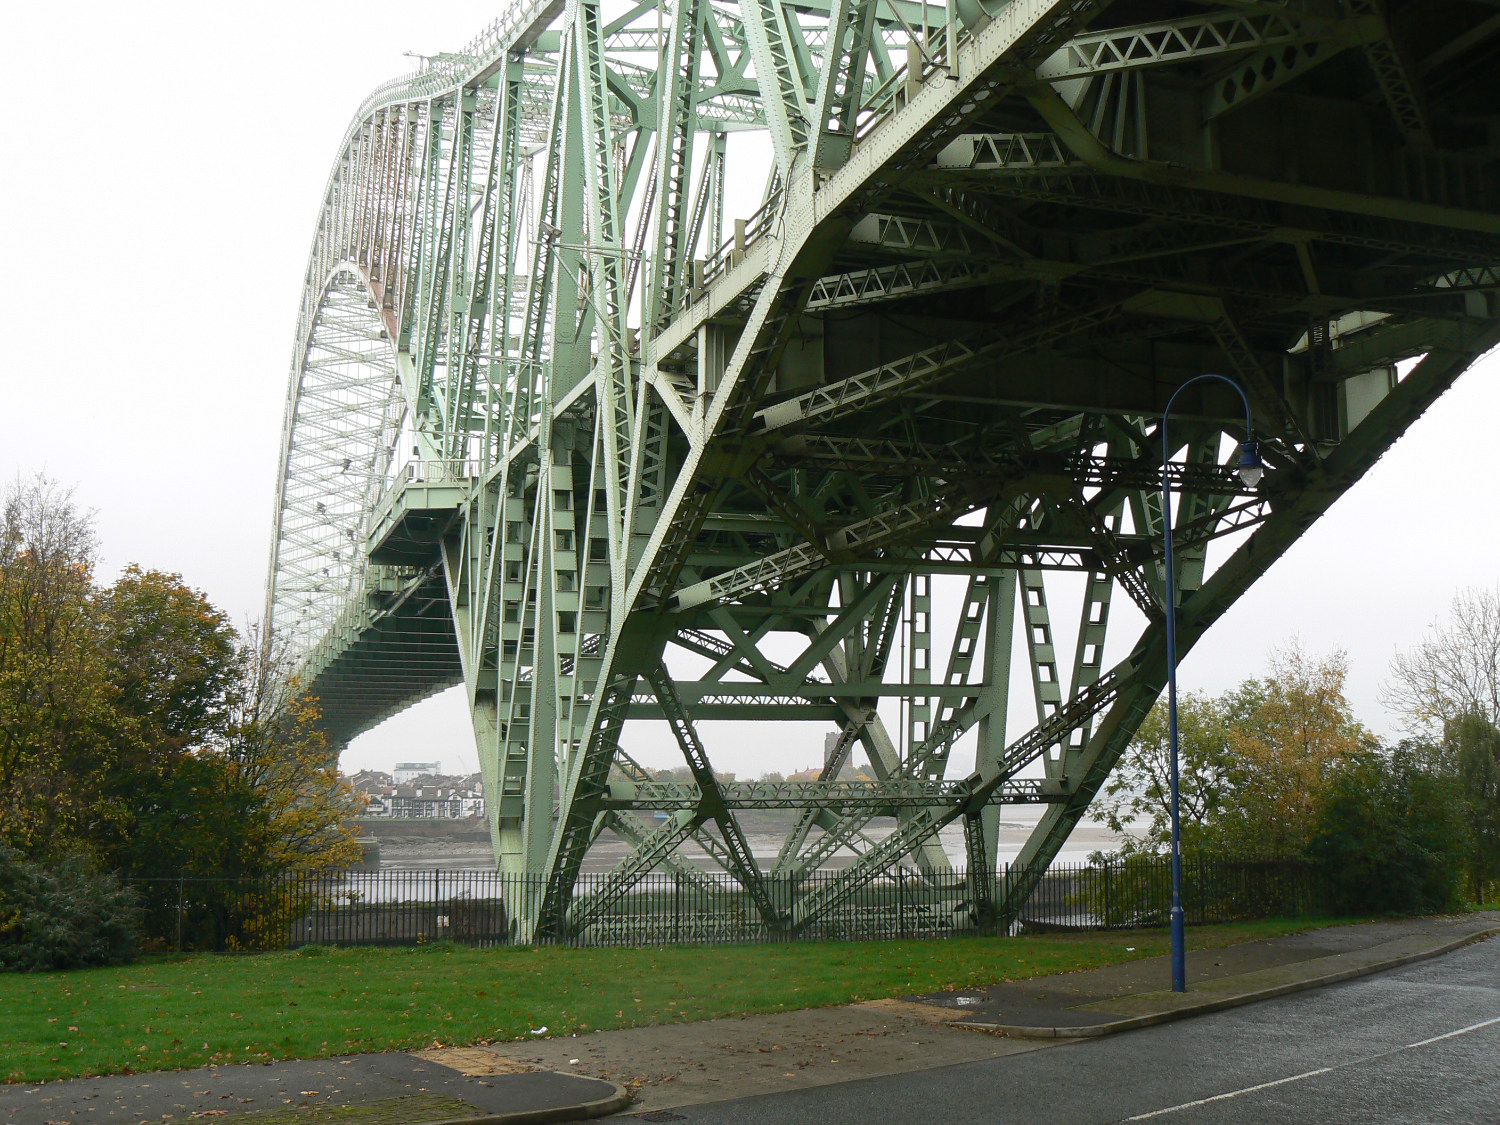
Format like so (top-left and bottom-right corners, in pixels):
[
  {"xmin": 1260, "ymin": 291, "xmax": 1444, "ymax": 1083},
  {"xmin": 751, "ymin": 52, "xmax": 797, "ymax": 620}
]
[{"xmin": 266, "ymin": 0, "xmax": 1500, "ymax": 940}]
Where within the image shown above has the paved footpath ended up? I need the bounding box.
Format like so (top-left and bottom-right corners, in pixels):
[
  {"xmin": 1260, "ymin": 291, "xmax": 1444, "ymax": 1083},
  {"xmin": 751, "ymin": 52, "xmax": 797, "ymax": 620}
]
[
  {"xmin": 913, "ymin": 911, "xmax": 1500, "ymax": 1038},
  {"xmin": 3, "ymin": 913, "xmax": 1493, "ymax": 1124}
]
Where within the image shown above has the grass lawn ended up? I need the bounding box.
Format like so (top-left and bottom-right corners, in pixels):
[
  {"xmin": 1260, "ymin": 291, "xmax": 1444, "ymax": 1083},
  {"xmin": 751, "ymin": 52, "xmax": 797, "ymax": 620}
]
[{"xmin": 0, "ymin": 918, "xmax": 1331, "ymax": 1084}]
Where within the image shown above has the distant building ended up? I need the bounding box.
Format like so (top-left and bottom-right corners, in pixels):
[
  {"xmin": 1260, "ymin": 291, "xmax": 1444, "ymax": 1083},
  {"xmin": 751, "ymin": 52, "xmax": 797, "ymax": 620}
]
[
  {"xmin": 346, "ymin": 769, "xmax": 394, "ymax": 815},
  {"xmin": 393, "ymin": 761, "xmax": 443, "ymax": 784},
  {"xmin": 824, "ymin": 731, "xmax": 841, "ymax": 769},
  {"xmin": 347, "ymin": 769, "xmax": 484, "ymax": 819}
]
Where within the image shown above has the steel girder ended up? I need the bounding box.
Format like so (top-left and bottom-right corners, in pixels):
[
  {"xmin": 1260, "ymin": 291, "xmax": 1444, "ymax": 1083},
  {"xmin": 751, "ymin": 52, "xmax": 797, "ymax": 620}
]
[{"xmin": 267, "ymin": 0, "xmax": 1500, "ymax": 940}]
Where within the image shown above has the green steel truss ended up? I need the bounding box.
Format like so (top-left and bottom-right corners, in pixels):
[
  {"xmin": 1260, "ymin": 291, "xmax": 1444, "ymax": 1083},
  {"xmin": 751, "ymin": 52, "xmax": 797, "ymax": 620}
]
[{"xmin": 267, "ymin": 0, "xmax": 1500, "ymax": 939}]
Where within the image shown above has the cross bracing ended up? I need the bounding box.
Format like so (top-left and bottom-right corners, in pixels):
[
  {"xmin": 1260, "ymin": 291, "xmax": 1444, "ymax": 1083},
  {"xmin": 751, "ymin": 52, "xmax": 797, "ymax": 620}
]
[{"xmin": 267, "ymin": 0, "xmax": 1500, "ymax": 940}]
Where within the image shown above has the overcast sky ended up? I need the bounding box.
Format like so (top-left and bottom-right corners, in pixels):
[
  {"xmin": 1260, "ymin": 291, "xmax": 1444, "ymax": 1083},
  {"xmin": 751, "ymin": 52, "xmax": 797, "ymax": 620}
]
[{"xmin": 3, "ymin": 2, "xmax": 1496, "ymax": 780}]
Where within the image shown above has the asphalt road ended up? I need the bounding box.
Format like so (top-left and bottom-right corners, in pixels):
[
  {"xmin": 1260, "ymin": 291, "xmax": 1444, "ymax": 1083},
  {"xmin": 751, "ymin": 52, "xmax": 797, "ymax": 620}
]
[{"xmin": 631, "ymin": 936, "xmax": 1500, "ymax": 1124}]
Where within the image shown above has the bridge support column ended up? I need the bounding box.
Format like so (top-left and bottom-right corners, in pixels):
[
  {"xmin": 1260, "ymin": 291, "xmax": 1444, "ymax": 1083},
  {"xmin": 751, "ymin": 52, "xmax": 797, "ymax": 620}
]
[{"xmin": 973, "ymin": 568, "xmax": 1016, "ymax": 905}]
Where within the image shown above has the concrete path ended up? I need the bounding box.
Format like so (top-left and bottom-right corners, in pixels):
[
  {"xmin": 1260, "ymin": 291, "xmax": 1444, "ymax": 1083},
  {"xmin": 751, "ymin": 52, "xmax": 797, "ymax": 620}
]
[{"xmin": 497, "ymin": 993, "xmax": 1055, "ymax": 1115}]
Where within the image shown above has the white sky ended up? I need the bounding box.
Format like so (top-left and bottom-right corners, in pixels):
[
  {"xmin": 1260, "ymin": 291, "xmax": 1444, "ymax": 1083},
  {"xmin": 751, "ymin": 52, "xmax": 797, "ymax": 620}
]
[{"xmin": 3, "ymin": 2, "xmax": 1496, "ymax": 780}]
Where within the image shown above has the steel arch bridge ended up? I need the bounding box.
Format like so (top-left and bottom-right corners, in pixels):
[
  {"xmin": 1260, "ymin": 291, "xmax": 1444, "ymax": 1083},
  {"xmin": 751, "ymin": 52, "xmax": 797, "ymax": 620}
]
[{"xmin": 267, "ymin": 0, "xmax": 1500, "ymax": 940}]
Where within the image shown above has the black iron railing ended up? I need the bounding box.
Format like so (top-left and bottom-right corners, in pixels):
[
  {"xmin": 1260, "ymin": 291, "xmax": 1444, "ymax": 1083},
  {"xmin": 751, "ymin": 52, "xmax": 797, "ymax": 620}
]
[{"xmin": 124, "ymin": 858, "xmax": 1327, "ymax": 952}]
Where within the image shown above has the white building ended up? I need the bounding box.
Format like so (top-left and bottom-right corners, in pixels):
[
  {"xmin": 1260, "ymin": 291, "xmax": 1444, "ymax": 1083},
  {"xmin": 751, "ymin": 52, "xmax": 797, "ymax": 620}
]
[
  {"xmin": 393, "ymin": 761, "xmax": 443, "ymax": 784},
  {"xmin": 348, "ymin": 768, "xmax": 484, "ymax": 819}
]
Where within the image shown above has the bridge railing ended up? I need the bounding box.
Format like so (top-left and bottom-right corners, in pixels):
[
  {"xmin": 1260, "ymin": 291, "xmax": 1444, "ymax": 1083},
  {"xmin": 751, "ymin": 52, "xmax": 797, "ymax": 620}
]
[
  {"xmin": 349, "ymin": 0, "xmax": 562, "ymax": 126},
  {"xmin": 402, "ymin": 459, "xmax": 481, "ymax": 485},
  {"xmin": 698, "ymin": 187, "xmax": 785, "ymax": 298},
  {"xmin": 691, "ymin": 12, "xmax": 974, "ymax": 302}
]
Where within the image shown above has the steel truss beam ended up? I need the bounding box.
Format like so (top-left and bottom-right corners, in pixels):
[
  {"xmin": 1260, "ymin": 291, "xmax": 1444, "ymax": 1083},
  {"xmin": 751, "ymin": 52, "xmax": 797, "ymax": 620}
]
[{"xmin": 268, "ymin": 0, "xmax": 1500, "ymax": 942}]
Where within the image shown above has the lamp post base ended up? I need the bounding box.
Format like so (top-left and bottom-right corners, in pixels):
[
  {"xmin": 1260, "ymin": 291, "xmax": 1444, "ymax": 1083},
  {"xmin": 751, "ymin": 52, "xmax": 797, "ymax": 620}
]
[{"xmin": 1171, "ymin": 904, "xmax": 1187, "ymax": 992}]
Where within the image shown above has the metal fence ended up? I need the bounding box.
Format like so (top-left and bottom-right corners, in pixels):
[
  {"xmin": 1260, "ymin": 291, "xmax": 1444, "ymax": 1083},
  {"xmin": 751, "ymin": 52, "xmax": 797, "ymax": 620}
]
[{"xmin": 125, "ymin": 858, "xmax": 1326, "ymax": 953}]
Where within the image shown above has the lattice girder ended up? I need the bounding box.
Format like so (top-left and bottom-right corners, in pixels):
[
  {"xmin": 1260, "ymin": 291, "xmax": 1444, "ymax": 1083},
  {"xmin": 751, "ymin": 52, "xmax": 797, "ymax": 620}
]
[{"xmin": 266, "ymin": 0, "xmax": 1500, "ymax": 940}]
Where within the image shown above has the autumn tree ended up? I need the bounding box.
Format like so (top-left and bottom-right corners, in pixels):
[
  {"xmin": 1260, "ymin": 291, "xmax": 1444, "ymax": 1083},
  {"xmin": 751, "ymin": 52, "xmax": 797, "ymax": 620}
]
[
  {"xmin": 1216, "ymin": 643, "xmax": 1373, "ymax": 854},
  {"xmin": 99, "ymin": 565, "xmax": 239, "ymax": 759},
  {"xmin": 104, "ymin": 620, "xmax": 363, "ymax": 880},
  {"xmin": 1099, "ymin": 643, "xmax": 1371, "ymax": 857},
  {"xmin": 0, "ymin": 476, "xmax": 116, "ymax": 854},
  {"xmin": 92, "ymin": 568, "xmax": 245, "ymax": 877},
  {"xmin": 213, "ymin": 625, "xmax": 363, "ymax": 876},
  {"xmin": 0, "ymin": 474, "xmax": 360, "ymax": 879}
]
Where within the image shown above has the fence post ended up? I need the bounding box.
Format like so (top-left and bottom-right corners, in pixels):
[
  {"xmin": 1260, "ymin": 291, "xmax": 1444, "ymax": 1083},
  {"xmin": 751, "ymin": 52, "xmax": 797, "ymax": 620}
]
[
  {"xmin": 898, "ymin": 869, "xmax": 906, "ymax": 939},
  {"xmin": 1196, "ymin": 855, "xmax": 1204, "ymax": 925},
  {"xmin": 1103, "ymin": 861, "xmax": 1113, "ymax": 930},
  {"xmin": 176, "ymin": 875, "xmax": 185, "ymax": 953},
  {"xmin": 1000, "ymin": 863, "xmax": 1008, "ymax": 932}
]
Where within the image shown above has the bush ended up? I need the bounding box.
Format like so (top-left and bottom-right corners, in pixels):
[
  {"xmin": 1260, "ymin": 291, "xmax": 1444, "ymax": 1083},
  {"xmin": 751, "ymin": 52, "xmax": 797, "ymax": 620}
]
[
  {"xmin": 0, "ymin": 848, "xmax": 142, "ymax": 971},
  {"xmin": 1069, "ymin": 855, "xmax": 1321, "ymax": 928},
  {"xmin": 1307, "ymin": 753, "xmax": 1468, "ymax": 916}
]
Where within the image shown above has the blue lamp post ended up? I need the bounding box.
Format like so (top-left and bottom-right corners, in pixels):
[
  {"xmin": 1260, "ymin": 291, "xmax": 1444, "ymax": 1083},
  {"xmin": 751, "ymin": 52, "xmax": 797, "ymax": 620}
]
[{"xmin": 1160, "ymin": 374, "xmax": 1264, "ymax": 993}]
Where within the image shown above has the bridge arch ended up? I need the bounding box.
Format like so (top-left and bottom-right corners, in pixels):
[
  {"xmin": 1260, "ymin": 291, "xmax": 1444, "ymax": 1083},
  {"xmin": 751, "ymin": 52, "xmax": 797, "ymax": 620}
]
[{"xmin": 267, "ymin": 263, "xmax": 405, "ymax": 666}]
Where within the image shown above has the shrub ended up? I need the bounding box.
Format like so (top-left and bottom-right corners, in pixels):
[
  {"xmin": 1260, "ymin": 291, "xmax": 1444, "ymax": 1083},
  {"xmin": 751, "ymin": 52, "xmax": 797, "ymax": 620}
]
[
  {"xmin": 1306, "ymin": 753, "xmax": 1468, "ymax": 916},
  {"xmin": 1071, "ymin": 855, "xmax": 1320, "ymax": 928},
  {"xmin": 0, "ymin": 847, "xmax": 142, "ymax": 971}
]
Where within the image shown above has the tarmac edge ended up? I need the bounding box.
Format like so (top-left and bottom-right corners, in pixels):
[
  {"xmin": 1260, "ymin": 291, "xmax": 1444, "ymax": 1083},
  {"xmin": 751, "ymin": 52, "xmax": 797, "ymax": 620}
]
[{"xmin": 953, "ymin": 924, "xmax": 1500, "ymax": 1041}]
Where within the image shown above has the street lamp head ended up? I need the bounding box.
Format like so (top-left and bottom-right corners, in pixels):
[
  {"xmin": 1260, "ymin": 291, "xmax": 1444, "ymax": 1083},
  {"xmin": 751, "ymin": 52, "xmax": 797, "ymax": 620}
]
[{"xmin": 1236, "ymin": 437, "xmax": 1264, "ymax": 488}]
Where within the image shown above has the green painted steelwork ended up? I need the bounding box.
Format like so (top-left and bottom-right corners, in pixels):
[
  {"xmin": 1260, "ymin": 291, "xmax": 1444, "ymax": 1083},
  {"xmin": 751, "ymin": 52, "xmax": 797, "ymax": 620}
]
[{"xmin": 267, "ymin": 0, "xmax": 1500, "ymax": 941}]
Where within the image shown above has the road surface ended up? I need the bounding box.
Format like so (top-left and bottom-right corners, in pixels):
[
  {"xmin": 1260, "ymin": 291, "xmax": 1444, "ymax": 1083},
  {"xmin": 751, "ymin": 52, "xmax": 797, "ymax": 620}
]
[{"xmin": 635, "ymin": 935, "xmax": 1500, "ymax": 1124}]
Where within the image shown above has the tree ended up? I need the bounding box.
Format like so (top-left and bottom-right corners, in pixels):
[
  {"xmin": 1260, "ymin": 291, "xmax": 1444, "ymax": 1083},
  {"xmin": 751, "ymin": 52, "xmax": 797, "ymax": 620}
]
[
  {"xmin": 0, "ymin": 476, "xmax": 116, "ymax": 855},
  {"xmin": 90, "ymin": 568, "xmax": 245, "ymax": 874},
  {"xmin": 1387, "ymin": 585, "xmax": 1500, "ymax": 731},
  {"xmin": 0, "ymin": 846, "xmax": 142, "ymax": 971},
  {"xmin": 0, "ymin": 473, "xmax": 363, "ymax": 955},
  {"xmin": 1096, "ymin": 643, "xmax": 1371, "ymax": 859},
  {"xmin": 1094, "ymin": 691, "xmax": 1240, "ymax": 855},
  {"xmin": 214, "ymin": 626, "xmax": 362, "ymax": 876},
  {"xmin": 1435, "ymin": 713, "xmax": 1500, "ymax": 904},
  {"xmin": 1307, "ymin": 749, "xmax": 1468, "ymax": 916},
  {"xmin": 1217, "ymin": 643, "xmax": 1372, "ymax": 855},
  {"xmin": 99, "ymin": 565, "xmax": 240, "ymax": 759}
]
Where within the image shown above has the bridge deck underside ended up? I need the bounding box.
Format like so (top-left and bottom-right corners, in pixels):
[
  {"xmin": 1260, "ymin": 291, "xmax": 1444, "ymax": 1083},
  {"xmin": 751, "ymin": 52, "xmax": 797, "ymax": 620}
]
[{"xmin": 308, "ymin": 587, "xmax": 463, "ymax": 748}]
